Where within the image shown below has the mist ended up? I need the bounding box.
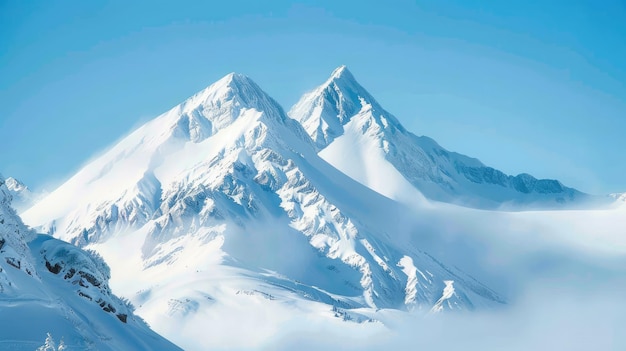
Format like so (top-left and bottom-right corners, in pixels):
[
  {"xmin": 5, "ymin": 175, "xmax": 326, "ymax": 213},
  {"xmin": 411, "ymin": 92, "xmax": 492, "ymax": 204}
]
[
  {"xmin": 265, "ymin": 280, "xmax": 625, "ymax": 350},
  {"xmin": 231, "ymin": 203, "xmax": 626, "ymax": 350}
]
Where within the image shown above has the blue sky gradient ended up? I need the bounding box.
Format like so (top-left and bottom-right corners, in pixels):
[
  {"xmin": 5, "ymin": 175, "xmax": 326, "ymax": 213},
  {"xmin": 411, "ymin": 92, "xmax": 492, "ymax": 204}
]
[{"xmin": 1, "ymin": 0, "xmax": 625, "ymax": 194}]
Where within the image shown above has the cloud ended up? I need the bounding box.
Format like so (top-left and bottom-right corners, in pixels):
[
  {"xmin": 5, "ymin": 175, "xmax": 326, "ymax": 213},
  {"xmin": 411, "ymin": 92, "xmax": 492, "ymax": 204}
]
[
  {"xmin": 263, "ymin": 276, "xmax": 626, "ymax": 351},
  {"xmin": 259, "ymin": 205, "xmax": 626, "ymax": 351}
]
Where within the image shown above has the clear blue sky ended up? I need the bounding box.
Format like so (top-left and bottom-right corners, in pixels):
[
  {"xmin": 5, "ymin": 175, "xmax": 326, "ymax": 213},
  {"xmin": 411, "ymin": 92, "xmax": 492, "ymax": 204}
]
[{"xmin": 1, "ymin": 0, "xmax": 625, "ymax": 194}]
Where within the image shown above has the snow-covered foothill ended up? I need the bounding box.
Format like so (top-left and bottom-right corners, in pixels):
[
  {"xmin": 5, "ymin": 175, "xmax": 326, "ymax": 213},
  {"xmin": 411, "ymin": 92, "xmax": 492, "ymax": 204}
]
[{"xmin": 0, "ymin": 175, "xmax": 180, "ymax": 350}]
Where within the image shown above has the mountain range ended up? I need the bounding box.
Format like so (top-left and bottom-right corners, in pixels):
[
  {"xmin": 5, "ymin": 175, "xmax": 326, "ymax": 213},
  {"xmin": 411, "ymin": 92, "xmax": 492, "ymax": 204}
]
[{"xmin": 4, "ymin": 66, "xmax": 621, "ymax": 350}]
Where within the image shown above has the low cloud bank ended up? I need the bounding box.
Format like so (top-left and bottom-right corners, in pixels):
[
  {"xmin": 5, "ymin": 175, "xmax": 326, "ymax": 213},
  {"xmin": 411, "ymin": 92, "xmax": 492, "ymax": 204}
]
[
  {"xmin": 265, "ymin": 276, "xmax": 625, "ymax": 351},
  {"xmin": 262, "ymin": 205, "xmax": 626, "ymax": 351}
]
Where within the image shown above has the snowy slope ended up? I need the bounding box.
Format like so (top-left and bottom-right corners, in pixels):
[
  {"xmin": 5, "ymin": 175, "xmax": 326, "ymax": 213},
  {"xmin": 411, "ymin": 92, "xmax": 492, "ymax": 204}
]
[
  {"xmin": 23, "ymin": 73, "xmax": 505, "ymax": 349},
  {"xmin": 0, "ymin": 176, "xmax": 180, "ymax": 350},
  {"xmin": 289, "ymin": 66, "xmax": 596, "ymax": 209}
]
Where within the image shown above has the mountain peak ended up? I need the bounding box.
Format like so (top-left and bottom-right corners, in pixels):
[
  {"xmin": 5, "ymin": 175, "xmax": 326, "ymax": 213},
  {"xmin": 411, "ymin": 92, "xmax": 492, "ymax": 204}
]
[
  {"xmin": 289, "ymin": 65, "xmax": 403, "ymax": 149},
  {"xmin": 187, "ymin": 72, "xmax": 267, "ymax": 108},
  {"xmin": 166, "ymin": 72, "xmax": 288, "ymax": 143},
  {"xmin": 323, "ymin": 65, "xmax": 361, "ymax": 93},
  {"xmin": 216, "ymin": 72, "xmax": 253, "ymax": 87},
  {"xmin": 329, "ymin": 65, "xmax": 352, "ymax": 80}
]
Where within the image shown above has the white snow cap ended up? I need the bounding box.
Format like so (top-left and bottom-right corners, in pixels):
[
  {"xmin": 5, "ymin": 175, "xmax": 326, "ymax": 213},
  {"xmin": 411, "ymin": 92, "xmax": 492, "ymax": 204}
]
[
  {"xmin": 289, "ymin": 65, "xmax": 403, "ymax": 149},
  {"xmin": 181, "ymin": 71, "xmax": 281, "ymax": 114},
  {"xmin": 329, "ymin": 64, "xmax": 351, "ymax": 79},
  {"xmin": 323, "ymin": 65, "xmax": 363, "ymax": 93}
]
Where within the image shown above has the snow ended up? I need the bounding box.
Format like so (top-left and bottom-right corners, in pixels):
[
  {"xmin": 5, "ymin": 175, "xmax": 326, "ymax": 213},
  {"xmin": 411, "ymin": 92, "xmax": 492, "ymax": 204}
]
[
  {"xmin": 318, "ymin": 104, "xmax": 429, "ymax": 208},
  {"xmin": 431, "ymin": 280, "xmax": 456, "ymax": 312},
  {"xmin": 396, "ymin": 256, "xmax": 418, "ymax": 306},
  {"xmin": 330, "ymin": 64, "xmax": 349, "ymax": 79}
]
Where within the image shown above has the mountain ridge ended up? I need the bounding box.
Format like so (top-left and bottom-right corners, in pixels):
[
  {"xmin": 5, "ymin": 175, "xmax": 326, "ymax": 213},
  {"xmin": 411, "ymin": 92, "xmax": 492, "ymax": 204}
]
[{"xmin": 290, "ymin": 66, "xmax": 593, "ymax": 209}]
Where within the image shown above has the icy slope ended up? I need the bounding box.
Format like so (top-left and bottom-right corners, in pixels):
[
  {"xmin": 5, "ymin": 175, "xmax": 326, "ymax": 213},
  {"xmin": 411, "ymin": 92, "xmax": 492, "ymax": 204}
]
[
  {"xmin": 289, "ymin": 66, "xmax": 593, "ymax": 209},
  {"xmin": 0, "ymin": 176, "xmax": 180, "ymax": 350},
  {"xmin": 23, "ymin": 72, "xmax": 505, "ymax": 348}
]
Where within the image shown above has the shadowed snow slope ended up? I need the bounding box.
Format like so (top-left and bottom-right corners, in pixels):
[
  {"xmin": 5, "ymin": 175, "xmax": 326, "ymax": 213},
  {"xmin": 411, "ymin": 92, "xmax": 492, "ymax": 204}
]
[
  {"xmin": 0, "ymin": 176, "xmax": 181, "ymax": 350},
  {"xmin": 22, "ymin": 72, "xmax": 507, "ymax": 349},
  {"xmin": 289, "ymin": 66, "xmax": 602, "ymax": 209}
]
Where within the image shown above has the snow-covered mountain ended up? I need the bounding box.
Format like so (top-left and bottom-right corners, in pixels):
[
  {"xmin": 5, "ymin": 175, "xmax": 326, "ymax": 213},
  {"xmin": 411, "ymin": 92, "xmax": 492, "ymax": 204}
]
[
  {"xmin": 0, "ymin": 175, "xmax": 180, "ymax": 350},
  {"xmin": 4, "ymin": 176, "xmax": 44, "ymax": 213},
  {"xmin": 289, "ymin": 66, "xmax": 594, "ymax": 209},
  {"xmin": 22, "ymin": 72, "xmax": 505, "ymax": 349}
]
